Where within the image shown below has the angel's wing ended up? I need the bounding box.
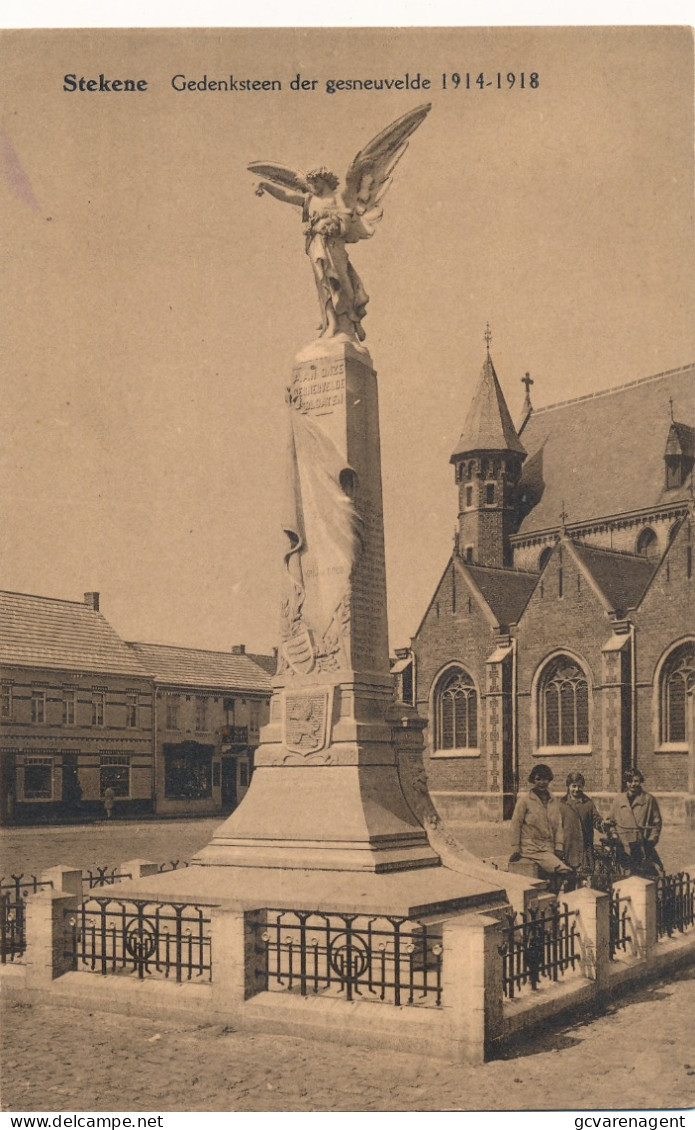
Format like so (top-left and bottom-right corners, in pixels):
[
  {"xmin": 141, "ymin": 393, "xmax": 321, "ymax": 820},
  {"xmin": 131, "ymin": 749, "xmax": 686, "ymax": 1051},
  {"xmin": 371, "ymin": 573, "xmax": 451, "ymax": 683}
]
[
  {"xmin": 248, "ymin": 162, "xmax": 312, "ymax": 194},
  {"xmin": 342, "ymin": 103, "xmax": 431, "ymax": 233}
]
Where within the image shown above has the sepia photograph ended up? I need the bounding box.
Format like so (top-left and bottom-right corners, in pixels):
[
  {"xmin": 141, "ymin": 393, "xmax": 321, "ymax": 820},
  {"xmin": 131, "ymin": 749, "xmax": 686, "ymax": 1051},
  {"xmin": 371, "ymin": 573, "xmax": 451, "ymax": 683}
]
[{"xmin": 1, "ymin": 23, "xmax": 694, "ymax": 1117}]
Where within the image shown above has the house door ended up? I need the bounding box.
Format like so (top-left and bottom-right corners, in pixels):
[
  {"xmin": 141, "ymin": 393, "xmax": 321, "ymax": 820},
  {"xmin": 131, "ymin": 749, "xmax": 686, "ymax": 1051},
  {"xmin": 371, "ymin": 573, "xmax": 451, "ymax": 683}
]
[{"xmin": 221, "ymin": 756, "xmax": 237, "ymax": 811}]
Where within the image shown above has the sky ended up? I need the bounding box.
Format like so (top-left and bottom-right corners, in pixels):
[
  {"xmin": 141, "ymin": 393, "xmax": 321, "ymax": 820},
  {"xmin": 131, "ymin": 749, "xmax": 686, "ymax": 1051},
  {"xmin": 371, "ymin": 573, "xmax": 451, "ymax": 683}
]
[{"xmin": 2, "ymin": 26, "xmax": 694, "ymax": 657}]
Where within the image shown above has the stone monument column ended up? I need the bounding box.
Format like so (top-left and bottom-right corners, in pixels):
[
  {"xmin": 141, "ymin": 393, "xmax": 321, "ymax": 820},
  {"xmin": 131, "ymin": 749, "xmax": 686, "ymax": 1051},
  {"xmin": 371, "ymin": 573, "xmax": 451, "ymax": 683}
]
[{"xmin": 196, "ymin": 336, "xmax": 440, "ymax": 872}]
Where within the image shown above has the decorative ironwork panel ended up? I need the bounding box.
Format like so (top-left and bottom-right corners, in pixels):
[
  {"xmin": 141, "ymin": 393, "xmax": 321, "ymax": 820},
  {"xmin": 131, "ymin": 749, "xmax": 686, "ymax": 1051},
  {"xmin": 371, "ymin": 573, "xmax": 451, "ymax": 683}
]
[
  {"xmin": 0, "ymin": 875, "xmax": 53, "ymax": 963},
  {"xmin": 254, "ymin": 910, "xmax": 443, "ymax": 1007},
  {"xmin": 656, "ymin": 872, "xmax": 695, "ymax": 938},
  {"xmin": 609, "ymin": 891, "xmax": 632, "ymax": 959},
  {"xmin": 64, "ymin": 897, "xmax": 213, "ymax": 982},
  {"xmin": 499, "ymin": 901, "xmax": 579, "ymax": 999}
]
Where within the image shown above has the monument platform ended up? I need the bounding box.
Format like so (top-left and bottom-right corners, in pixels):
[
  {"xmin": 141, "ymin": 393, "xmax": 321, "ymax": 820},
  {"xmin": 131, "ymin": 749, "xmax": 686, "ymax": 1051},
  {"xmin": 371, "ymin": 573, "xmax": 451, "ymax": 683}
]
[{"xmin": 113, "ymin": 858, "xmax": 509, "ymax": 919}]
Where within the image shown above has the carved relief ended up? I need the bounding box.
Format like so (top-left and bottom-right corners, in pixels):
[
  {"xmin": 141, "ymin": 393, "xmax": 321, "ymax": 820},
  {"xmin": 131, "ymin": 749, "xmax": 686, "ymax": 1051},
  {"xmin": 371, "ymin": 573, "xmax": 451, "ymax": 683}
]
[{"xmin": 283, "ymin": 689, "xmax": 333, "ymax": 756}]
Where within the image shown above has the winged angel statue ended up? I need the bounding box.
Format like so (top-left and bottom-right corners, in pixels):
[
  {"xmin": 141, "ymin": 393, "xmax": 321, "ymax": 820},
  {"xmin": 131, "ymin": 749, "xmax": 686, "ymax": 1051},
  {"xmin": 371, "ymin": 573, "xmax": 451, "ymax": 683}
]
[{"xmin": 250, "ymin": 103, "xmax": 431, "ymax": 343}]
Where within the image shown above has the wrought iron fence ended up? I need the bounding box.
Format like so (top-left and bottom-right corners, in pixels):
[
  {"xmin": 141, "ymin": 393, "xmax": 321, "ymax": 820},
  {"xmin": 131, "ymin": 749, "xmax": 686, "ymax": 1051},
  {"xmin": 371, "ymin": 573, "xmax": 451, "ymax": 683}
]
[
  {"xmin": 0, "ymin": 875, "xmax": 53, "ymax": 963},
  {"xmin": 255, "ymin": 909, "xmax": 443, "ymax": 1007},
  {"xmin": 499, "ymin": 901, "xmax": 579, "ymax": 999},
  {"xmin": 656, "ymin": 872, "xmax": 695, "ymax": 939},
  {"xmin": 64, "ymin": 897, "xmax": 213, "ymax": 982},
  {"xmin": 86, "ymin": 867, "xmax": 133, "ymax": 889},
  {"xmin": 609, "ymin": 890, "xmax": 632, "ymax": 958},
  {"xmin": 85, "ymin": 860, "xmax": 189, "ymax": 888}
]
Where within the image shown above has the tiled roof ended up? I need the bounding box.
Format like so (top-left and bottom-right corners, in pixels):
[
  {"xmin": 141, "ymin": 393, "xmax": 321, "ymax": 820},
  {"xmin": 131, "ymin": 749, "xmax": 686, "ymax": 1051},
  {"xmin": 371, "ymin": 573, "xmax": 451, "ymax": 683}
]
[
  {"xmin": 0, "ymin": 590, "xmax": 148, "ymax": 677},
  {"xmin": 247, "ymin": 651, "xmax": 277, "ymax": 677},
  {"xmin": 462, "ymin": 563, "xmax": 537, "ymax": 627},
  {"xmin": 127, "ymin": 641, "xmax": 272, "ymax": 693},
  {"xmin": 451, "ymin": 354, "xmax": 527, "ymax": 461},
  {"xmin": 517, "ymin": 364, "xmax": 695, "ymax": 536},
  {"xmin": 567, "ymin": 541, "xmax": 657, "ymax": 614},
  {"xmin": 666, "ymin": 420, "xmax": 695, "ymax": 458}
]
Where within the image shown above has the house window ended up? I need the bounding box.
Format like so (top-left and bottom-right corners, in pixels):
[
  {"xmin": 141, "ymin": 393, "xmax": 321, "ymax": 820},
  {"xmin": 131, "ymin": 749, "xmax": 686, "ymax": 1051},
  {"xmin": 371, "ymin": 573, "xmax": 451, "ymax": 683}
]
[
  {"xmin": 435, "ymin": 668, "xmax": 478, "ymax": 750},
  {"xmin": 195, "ymin": 696, "xmax": 208, "ymax": 732},
  {"xmin": 31, "ymin": 690, "xmax": 46, "ymax": 724},
  {"xmin": 126, "ymin": 694, "xmax": 138, "ymax": 728},
  {"xmin": 166, "ymin": 693, "xmax": 180, "ymax": 729},
  {"xmin": 63, "ymin": 690, "xmax": 76, "ymax": 726},
  {"xmin": 1, "ymin": 684, "xmax": 12, "ymax": 720},
  {"xmin": 660, "ymin": 642, "xmax": 695, "ymax": 745},
  {"xmin": 100, "ymin": 755, "xmax": 130, "ymax": 797},
  {"xmin": 239, "ymin": 760, "xmax": 250, "ymax": 788},
  {"xmin": 465, "ymin": 486, "xmax": 473, "ymax": 507},
  {"xmin": 485, "ymin": 483, "xmax": 495, "ymax": 505},
  {"xmin": 91, "ymin": 692, "xmax": 105, "ymax": 727},
  {"xmin": 249, "ymin": 703, "xmax": 260, "ymax": 734},
  {"xmin": 539, "ymin": 656, "xmax": 590, "ymax": 747},
  {"xmin": 24, "ymin": 757, "xmax": 53, "ymax": 800}
]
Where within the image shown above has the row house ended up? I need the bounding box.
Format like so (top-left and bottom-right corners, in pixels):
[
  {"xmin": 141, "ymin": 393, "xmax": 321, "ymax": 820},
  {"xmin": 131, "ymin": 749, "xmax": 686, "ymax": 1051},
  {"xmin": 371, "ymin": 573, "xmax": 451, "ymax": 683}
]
[{"xmin": 0, "ymin": 590, "xmax": 273, "ymax": 824}]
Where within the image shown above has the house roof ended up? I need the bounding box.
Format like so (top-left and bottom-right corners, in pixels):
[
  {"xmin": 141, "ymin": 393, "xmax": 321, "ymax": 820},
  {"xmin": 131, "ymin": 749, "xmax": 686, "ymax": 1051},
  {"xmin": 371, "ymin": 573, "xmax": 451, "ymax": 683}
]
[
  {"xmin": 566, "ymin": 541, "xmax": 657, "ymax": 614},
  {"xmin": 451, "ymin": 353, "xmax": 527, "ymax": 461},
  {"xmin": 0, "ymin": 590, "xmax": 148, "ymax": 677},
  {"xmin": 247, "ymin": 651, "xmax": 277, "ymax": 677},
  {"xmin": 460, "ymin": 562, "xmax": 537, "ymax": 627},
  {"xmin": 127, "ymin": 641, "xmax": 272, "ymax": 693},
  {"xmin": 516, "ymin": 364, "xmax": 695, "ymax": 537}
]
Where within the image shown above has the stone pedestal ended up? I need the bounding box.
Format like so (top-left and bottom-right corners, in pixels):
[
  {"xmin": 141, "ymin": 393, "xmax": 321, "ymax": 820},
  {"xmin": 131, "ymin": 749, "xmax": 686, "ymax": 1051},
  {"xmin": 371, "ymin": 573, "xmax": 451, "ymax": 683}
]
[{"xmin": 196, "ymin": 337, "xmax": 439, "ymax": 873}]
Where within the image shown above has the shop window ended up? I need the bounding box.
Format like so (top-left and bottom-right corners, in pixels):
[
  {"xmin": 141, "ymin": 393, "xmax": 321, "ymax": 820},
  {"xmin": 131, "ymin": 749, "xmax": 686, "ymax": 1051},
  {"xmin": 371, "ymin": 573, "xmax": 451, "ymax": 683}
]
[
  {"xmin": 100, "ymin": 755, "xmax": 130, "ymax": 797},
  {"xmin": 164, "ymin": 742, "xmax": 213, "ymax": 800},
  {"xmin": 24, "ymin": 757, "xmax": 53, "ymax": 799}
]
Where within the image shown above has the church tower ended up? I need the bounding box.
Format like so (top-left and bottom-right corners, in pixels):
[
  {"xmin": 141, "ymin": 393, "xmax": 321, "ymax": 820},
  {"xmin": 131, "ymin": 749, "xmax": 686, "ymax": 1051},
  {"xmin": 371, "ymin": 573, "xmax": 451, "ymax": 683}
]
[{"xmin": 450, "ymin": 334, "xmax": 527, "ymax": 568}]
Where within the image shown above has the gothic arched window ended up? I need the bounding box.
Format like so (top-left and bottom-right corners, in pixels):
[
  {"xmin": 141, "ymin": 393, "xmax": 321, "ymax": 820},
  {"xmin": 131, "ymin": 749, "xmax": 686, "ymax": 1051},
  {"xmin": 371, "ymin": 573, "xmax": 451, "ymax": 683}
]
[
  {"xmin": 539, "ymin": 655, "xmax": 590, "ymax": 747},
  {"xmin": 435, "ymin": 668, "xmax": 478, "ymax": 750},
  {"xmin": 660, "ymin": 642, "xmax": 695, "ymax": 744}
]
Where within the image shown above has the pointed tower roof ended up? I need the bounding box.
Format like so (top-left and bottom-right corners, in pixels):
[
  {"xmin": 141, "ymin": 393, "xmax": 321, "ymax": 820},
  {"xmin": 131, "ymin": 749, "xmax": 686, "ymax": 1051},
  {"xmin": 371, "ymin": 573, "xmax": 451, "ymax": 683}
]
[{"xmin": 450, "ymin": 353, "xmax": 527, "ymax": 463}]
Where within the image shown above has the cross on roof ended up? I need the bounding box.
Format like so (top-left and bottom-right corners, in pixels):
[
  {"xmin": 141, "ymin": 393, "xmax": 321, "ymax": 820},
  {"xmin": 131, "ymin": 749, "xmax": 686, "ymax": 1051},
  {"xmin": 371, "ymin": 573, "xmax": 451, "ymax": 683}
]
[
  {"xmin": 484, "ymin": 322, "xmax": 492, "ymax": 352},
  {"xmin": 559, "ymin": 501, "xmax": 569, "ymax": 531},
  {"xmin": 522, "ymin": 372, "xmax": 534, "ymax": 394},
  {"xmin": 669, "ymin": 396, "xmax": 675, "ymax": 422}
]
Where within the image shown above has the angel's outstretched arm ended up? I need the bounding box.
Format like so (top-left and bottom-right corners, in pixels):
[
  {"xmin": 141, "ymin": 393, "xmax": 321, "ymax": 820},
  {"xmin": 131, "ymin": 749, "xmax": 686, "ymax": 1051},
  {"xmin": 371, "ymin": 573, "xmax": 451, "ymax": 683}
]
[{"xmin": 256, "ymin": 181, "xmax": 304, "ymax": 207}]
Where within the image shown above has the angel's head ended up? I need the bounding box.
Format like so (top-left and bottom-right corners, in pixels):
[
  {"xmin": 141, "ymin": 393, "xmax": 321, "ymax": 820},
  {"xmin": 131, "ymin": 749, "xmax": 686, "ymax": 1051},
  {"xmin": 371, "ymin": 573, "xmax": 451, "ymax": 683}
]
[{"xmin": 306, "ymin": 167, "xmax": 340, "ymax": 192}]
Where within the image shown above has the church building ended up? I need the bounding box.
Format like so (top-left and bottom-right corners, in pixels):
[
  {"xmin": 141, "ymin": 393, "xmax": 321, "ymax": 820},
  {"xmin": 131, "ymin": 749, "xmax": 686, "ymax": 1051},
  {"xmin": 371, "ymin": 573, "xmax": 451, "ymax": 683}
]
[{"xmin": 410, "ymin": 351, "xmax": 694, "ymax": 826}]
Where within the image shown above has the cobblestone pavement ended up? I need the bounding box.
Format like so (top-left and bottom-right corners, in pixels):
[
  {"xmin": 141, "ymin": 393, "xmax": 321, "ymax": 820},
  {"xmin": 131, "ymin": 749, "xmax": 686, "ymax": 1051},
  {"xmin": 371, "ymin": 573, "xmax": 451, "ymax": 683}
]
[
  {"xmin": 3, "ymin": 817, "xmax": 695, "ymax": 881},
  {"xmin": 2, "ymin": 818, "xmax": 695, "ymax": 1113},
  {"xmin": 2, "ymin": 966, "xmax": 695, "ymax": 1112}
]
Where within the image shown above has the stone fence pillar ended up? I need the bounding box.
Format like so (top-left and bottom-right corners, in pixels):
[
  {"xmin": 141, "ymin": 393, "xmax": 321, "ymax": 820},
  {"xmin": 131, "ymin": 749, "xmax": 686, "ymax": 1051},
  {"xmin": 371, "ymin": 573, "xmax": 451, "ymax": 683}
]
[
  {"xmin": 562, "ymin": 887, "xmax": 610, "ymax": 990},
  {"xmin": 612, "ymin": 876, "xmax": 656, "ymax": 958},
  {"xmin": 24, "ymin": 890, "xmax": 78, "ymax": 986},
  {"xmin": 119, "ymin": 859, "xmax": 161, "ymax": 880},
  {"xmin": 40, "ymin": 865, "xmax": 83, "ymax": 901},
  {"xmin": 209, "ymin": 906, "xmax": 266, "ymax": 1018},
  {"xmin": 441, "ymin": 912, "xmax": 504, "ymax": 1064}
]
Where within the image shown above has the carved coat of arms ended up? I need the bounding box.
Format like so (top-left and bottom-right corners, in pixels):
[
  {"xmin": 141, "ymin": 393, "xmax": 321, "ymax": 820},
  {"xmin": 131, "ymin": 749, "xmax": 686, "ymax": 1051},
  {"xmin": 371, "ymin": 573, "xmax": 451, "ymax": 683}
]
[{"xmin": 283, "ymin": 690, "xmax": 332, "ymax": 755}]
